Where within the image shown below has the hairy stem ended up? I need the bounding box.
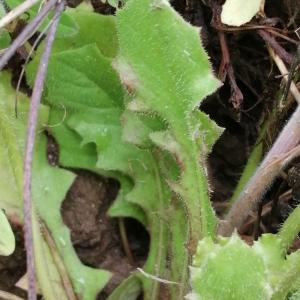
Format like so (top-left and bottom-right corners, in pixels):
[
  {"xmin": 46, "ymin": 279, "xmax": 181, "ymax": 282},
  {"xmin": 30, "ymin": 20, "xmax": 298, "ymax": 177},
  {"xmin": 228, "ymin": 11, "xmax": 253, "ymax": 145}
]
[
  {"xmin": 23, "ymin": 2, "xmax": 64, "ymax": 299},
  {"xmin": 0, "ymin": 0, "xmax": 57, "ymax": 70},
  {"xmin": 218, "ymin": 105, "xmax": 300, "ymax": 236}
]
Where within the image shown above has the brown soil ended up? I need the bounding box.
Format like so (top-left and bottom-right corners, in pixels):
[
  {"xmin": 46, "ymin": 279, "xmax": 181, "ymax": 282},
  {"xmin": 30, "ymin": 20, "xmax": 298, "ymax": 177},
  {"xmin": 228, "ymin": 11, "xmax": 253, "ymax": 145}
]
[
  {"xmin": 61, "ymin": 171, "xmax": 148, "ymax": 297},
  {"xmin": 1, "ymin": 0, "xmax": 300, "ymax": 299}
]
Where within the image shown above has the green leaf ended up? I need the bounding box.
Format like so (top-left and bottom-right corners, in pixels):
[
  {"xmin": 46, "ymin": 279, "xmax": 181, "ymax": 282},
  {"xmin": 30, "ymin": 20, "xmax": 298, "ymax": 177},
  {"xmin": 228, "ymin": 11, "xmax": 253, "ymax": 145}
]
[
  {"xmin": 26, "ymin": 5, "xmax": 118, "ymax": 87},
  {"xmin": 107, "ymin": 275, "xmax": 142, "ymax": 300},
  {"xmin": 190, "ymin": 233, "xmax": 300, "ymax": 300},
  {"xmin": 0, "ymin": 73, "xmax": 37, "ymax": 214},
  {"xmin": 0, "ymin": 209, "xmax": 15, "ymax": 256},
  {"xmin": 190, "ymin": 233, "xmax": 271, "ymax": 300},
  {"xmin": 115, "ymin": 0, "xmax": 222, "ymax": 246},
  {"xmin": 0, "ymin": 31, "xmax": 11, "ymax": 49},
  {"xmin": 51, "ymin": 5, "xmax": 118, "ymax": 57}
]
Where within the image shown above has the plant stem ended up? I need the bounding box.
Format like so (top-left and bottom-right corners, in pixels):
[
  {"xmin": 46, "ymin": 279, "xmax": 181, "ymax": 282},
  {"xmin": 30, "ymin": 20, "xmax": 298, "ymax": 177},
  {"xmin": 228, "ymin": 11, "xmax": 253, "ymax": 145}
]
[
  {"xmin": 23, "ymin": 2, "xmax": 64, "ymax": 299},
  {"xmin": 218, "ymin": 105, "xmax": 300, "ymax": 236},
  {"xmin": 228, "ymin": 139, "xmax": 263, "ymax": 207},
  {"xmin": 0, "ymin": 0, "xmax": 57, "ymax": 70}
]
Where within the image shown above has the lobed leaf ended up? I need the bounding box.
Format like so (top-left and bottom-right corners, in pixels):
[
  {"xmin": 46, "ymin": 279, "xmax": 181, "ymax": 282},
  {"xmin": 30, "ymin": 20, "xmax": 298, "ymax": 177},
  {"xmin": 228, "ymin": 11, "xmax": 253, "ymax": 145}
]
[{"xmin": 115, "ymin": 0, "xmax": 222, "ymax": 246}]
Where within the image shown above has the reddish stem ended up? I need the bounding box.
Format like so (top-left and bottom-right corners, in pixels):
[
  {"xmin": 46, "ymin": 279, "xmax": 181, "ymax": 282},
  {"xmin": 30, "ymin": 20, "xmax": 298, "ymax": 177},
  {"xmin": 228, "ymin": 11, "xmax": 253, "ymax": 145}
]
[
  {"xmin": 219, "ymin": 105, "xmax": 300, "ymax": 236},
  {"xmin": 258, "ymin": 30, "xmax": 293, "ymax": 65}
]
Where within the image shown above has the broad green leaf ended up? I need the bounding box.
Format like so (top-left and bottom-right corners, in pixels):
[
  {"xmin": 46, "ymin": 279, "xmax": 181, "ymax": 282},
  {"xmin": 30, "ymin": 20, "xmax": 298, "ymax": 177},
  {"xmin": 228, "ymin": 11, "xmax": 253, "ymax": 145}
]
[
  {"xmin": 221, "ymin": 0, "xmax": 265, "ymax": 26},
  {"xmin": 50, "ymin": 5, "xmax": 118, "ymax": 57},
  {"xmin": 26, "ymin": 5, "xmax": 118, "ymax": 86},
  {"xmin": 0, "ymin": 209, "xmax": 15, "ymax": 256}
]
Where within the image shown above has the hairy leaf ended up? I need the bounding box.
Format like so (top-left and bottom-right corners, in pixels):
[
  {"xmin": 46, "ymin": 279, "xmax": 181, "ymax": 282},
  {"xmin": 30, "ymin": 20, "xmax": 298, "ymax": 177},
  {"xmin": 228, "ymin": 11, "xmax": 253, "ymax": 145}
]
[
  {"xmin": 190, "ymin": 233, "xmax": 300, "ymax": 300},
  {"xmin": 115, "ymin": 0, "xmax": 222, "ymax": 243}
]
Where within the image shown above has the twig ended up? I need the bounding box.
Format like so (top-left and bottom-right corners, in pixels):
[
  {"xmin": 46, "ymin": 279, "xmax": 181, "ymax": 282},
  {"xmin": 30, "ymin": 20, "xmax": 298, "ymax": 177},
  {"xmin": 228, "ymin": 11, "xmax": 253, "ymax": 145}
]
[
  {"xmin": 265, "ymin": 29, "xmax": 299, "ymax": 45},
  {"xmin": 0, "ymin": 0, "xmax": 57, "ymax": 70},
  {"xmin": 218, "ymin": 31, "xmax": 243, "ymax": 110},
  {"xmin": 258, "ymin": 30, "xmax": 293, "ymax": 65},
  {"xmin": 268, "ymin": 45, "xmax": 300, "ymax": 104},
  {"xmin": 118, "ymin": 218, "xmax": 134, "ymax": 265},
  {"xmin": 0, "ymin": 0, "xmax": 41, "ymax": 30},
  {"xmin": 136, "ymin": 268, "xmax": 179, "ymax": 285},
  {"xmin": 218, "ymin": 105, "xmax": 300, "ymax": 236},
  {"xmin": 280, "ymin": 44, "xmax": 300, "ymax": 105},
  {"xmin": 23, "ymin": 2, "xmax": 64, "ymax": 299}
]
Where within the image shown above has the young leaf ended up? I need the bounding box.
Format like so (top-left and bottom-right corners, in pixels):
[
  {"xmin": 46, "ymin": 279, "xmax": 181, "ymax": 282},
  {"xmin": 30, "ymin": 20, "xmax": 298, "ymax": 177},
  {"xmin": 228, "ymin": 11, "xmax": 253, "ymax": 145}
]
[{"xmin": 189, "ymin": 233, "xmax": 300, "ymax": 300}]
